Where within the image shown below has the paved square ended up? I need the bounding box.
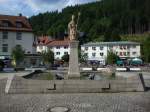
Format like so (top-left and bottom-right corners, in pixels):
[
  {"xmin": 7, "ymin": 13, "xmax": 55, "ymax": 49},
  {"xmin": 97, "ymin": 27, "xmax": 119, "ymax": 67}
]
[{"xmin": 0, "ymin": 78, "xmax": 150, "ymax": 112}]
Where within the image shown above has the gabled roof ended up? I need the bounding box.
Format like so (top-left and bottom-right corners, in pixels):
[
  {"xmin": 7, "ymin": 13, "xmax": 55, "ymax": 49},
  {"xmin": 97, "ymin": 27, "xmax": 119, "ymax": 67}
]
[
  {"xmin": 37, "ymin": 36, "xmax": 53, "ymax": 45},
  {"xmin": 47, "ymin": 40, "xmax": 70, "ymax": 46},
  {"xmin": 0, "ymin": 14, "xmax": 32, "ymax": 32}
]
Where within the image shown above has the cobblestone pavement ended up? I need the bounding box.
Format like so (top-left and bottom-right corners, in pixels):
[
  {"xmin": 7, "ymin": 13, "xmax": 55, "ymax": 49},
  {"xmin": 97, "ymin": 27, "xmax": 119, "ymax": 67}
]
[{"xmin": 0, "ymin": 92, "xmax": 150, "ymax": 112}]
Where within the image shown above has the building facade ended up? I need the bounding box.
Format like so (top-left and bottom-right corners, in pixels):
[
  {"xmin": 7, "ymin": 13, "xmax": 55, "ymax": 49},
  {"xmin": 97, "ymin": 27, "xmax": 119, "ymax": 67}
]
[
  {"xmin": 48, "ymin": 40, "xmax": 70, "ymax": 60},
  {"xmin": 81, "ymin": 41, "xmax": 141, "ymax": 65},
  {"xmin": 36, "ymin": 36, "xmax": 52, "ymax": 53},
  {"xmin": 0, "ymin": 14, "xmax": 35, "ymax": 60},
  {"xmin": 36, "ymin": 36, "xmax": 70, "ymax": 60}
]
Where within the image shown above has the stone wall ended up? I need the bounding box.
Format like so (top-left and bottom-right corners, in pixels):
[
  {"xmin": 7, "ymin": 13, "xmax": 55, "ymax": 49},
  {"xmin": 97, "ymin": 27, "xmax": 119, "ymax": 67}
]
[{"xmin": 6, "ymin": 74, "xmax": 145, "ymax": 94}]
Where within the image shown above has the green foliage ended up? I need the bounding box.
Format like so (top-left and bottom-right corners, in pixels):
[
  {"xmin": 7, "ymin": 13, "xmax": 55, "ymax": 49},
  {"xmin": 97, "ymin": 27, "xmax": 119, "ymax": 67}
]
[
  {"xmin": 104, "ymin": 29, "xmax": 121, "ymax": 42},
  {"xmin": 142, "ymin": 36, "xmax": 150, "ymax": 62},
  {"xmin": 121, "ymin": 33, "xmax": 148, "ymax": 42},
  {"xmin": 61, "ymin": 54, "xmax": 69, "ymax": 62},
  {"xmin": 29, "ymin": 0, "xmax": 150, "ymax": 42},
  {"xmin": 11, "ymin": 45, "xmax": 24, "ymax": 66},
  {"xmin": 106, "ymin": 51, "xmax": 120, "ymax": 64},
  {"xmin": 79, "ymin": 50, "xmax": 88, "ymax": 63},
  {"xmin": 42, "ymin": 50, "xmax": 54, "ymax": 64}
]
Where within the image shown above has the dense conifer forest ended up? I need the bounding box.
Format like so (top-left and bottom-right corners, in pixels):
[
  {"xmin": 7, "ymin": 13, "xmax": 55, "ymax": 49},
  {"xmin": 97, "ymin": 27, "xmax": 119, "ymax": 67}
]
[{"xmin": 29, "ymin": 0, "xmax": 150, "ymax": 42}]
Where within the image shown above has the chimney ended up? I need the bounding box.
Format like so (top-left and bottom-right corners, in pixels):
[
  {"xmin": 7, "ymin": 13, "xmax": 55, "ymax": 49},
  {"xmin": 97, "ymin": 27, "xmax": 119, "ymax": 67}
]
[{"xmin": 19, "ymin": 13, "xmax": 22, "ymax": 17}]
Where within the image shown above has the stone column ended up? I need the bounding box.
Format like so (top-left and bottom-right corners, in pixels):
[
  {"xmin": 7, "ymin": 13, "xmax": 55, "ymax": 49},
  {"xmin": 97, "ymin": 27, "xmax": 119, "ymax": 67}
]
[{"xmin": 67, "ymin": 40, "xmax": 80, "ymax": 79}]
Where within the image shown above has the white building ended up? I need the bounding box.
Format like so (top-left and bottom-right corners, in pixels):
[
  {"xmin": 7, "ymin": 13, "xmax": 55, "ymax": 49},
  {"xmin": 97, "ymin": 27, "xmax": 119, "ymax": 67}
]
[
  {"xmin": 0, "ymin": 14, "xmax": 35, "ymax": 60},
  {"xmin": 48, "ymin": 40, "xmax": 70, "ymax": 60},
  {"xmin": 81, "ymin": 41, "xmax": 141, "ymax": 65},
  {"xmin": 36, "ymin": 36, "xmax": 51, "ymax": 53},
  {"xmin": 36, "ymin": 36, "xmax": 70, "ymax": 60}
]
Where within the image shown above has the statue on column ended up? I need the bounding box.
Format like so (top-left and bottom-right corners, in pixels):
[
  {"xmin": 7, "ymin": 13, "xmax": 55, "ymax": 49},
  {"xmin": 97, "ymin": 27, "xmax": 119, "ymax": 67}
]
[
  {"xmin": 68, "ymin": 13, "xmax": 80, "ymax": 41},
  {"xmin": 67, "ymin": 13, "xmax": 81, "ymax": 79}
]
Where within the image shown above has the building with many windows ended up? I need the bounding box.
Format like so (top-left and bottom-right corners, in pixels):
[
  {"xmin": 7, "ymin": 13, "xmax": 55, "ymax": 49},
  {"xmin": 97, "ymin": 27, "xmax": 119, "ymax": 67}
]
[
  {"xmin": 47, "ymin": 40, "xmax": 70, "ymax": 60},
  {"xmin": 36, "ymin": 36, "xmax": 70, "ymax": 60},
  {"xmin": 81, "ymin": 41, "xmax": 141, "ymax": 65},
  {"xmin": 0, "ymin": 14, "xmax": 35, "ymax": 60}
]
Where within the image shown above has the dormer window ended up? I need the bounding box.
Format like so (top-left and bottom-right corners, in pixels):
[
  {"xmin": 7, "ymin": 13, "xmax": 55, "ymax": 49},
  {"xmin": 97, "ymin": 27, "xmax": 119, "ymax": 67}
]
[{"xmin": 16, "ymin": 22, "xmax": 22, "ymax": 28}]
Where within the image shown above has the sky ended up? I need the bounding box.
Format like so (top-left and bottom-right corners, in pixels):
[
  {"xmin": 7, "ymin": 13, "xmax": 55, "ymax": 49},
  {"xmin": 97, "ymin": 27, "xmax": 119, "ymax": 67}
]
[{"xmin": 0, "ymin": 0, "xmax": 97, "ymax": 17}]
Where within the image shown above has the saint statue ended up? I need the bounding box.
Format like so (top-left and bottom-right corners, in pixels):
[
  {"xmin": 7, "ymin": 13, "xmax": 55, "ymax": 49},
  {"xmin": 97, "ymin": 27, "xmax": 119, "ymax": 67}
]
[{"xmin": 68, "ymin": 15, "xmax": 77, "ymax": 41}]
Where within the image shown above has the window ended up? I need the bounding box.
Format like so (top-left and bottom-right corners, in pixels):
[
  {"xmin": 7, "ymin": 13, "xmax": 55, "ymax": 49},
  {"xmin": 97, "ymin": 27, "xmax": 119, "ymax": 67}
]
[
  {"xmin": 56, "ymin": 46, "xmax": 60, "ymax": 49},
  {"xmin": 127, "ymin": 46, "xmax": 130, "ymax": 49},
  {"xmin": 120, "ymin": 52, "xmax": 123, "ymax": 56},
  {"xmin": 100, "ymin": 52, "xmax": 104, "ymax": 56},
  {"xmin": 2, "ymin": 44, "xmax": 8, "ymax": 52},
  {"xmin": 132, "ymin": 52, "xmax": 137, "ymax": 55},
  {"xmin": 16, "ymin": 22, "xmax": 22, "ymax": 28},
  {"xmin": 120, "ymin": 46, "xmax": 123, "ymax": 50},
  {"xmin": 56, "ymin": 52, "xmax": 60, "ymax": 55},
  {"xmin": 123, "ymin": 52, "xmax": 126, "ymax": 56},
  {"xmin": 132, "ymin": 45, "xmax": 136, "ymax": 48},
  {"xmin": 64, "ymin": 52, "xmax": 68, "ymax": 55},
  {"xmin": 123, "ymin": 46, "xmax": 126, "ymax": 49},
  {"xmin": 27, "ymin": 51, "xmax": 31, "ymax": 54},
  {"xmin": 100, "ymin": 46, "xmax": 103, "ymax": 50},
  {"xmin": 85, "ymin": 47, "xmax": 88, "ymax": 51},
  {"xmin": 127, "ymin": 52, "xmax": 130, "ymax": 56},
  {"xmin": 85, "ymin": 53, "xmax": 88, "ymax": 56},
  {"xmin": 92, "ymin": 47, "xmax": 96, "ymax": 50},
  {"xmin": 64, "ymin": 46, "xmax": 68, "ymax": 49},
  {"xmin": 16, "ymin": 32, "xmax": 22, "ymax": 40},
  {"xmin": 16, "ymin": 44, "xmax": 21, "ymax": 47},
  {"xmin": 3, "ymin": 22, "xmax": 9, "ymax": 27},
  {"xmin": 2, "ymin": 31, "xmax": 8, "ymax": 39},
  {"xmin": 92, "ymin": 53, "xmax": 96, "ymax": 57}
]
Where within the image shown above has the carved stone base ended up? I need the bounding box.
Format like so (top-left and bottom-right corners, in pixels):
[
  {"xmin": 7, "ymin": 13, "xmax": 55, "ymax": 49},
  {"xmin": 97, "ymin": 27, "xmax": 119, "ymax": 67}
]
[{"xmin": 67, "ymin": 41, "xmax": 80, "ymax": 79}]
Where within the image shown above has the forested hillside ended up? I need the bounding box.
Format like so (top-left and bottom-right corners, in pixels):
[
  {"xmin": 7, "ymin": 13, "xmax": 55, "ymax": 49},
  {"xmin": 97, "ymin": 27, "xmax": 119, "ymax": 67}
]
[{"xmin": 29, "ymin": 0, "xmax": 150, "ymax": 42}]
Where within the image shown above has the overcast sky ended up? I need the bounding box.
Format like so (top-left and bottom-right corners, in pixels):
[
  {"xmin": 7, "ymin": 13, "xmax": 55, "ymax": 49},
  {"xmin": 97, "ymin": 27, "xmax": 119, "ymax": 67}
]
[{"xmin": 0, "ymin": 0, "xmax": 97, "ymax": 17}]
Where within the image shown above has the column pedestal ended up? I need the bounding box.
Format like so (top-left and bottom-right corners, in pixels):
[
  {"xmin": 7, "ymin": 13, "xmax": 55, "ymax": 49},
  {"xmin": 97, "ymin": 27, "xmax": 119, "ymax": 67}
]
[{"xmin": 67, "ymin": 41, "xmax": 80, "ymax": 79}]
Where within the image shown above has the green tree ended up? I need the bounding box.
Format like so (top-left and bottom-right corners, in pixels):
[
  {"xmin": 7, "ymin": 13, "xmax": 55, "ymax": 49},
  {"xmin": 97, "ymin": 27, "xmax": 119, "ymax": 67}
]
[
  {"xmin": 142, "ymin": 36, "xmax": 150, "ymax": 63},
  {"xmin": 42, "ymin": 50, "xmax": 54, "ymax": 65},
  {"xmin": 11, "ymin": 45, "xmax": 24, "ymax": 67},
  {"xmin": 79, "ymin": 50, "xmax": 88, "ymax": 63},
  {"xmin": 61, "ymin": 54, "xmax": 69, "ymax": 62},
  {"xmin": 106, "ymin": 51, "xmax": 120, "ymax": 65},
  {"xmin": 29, "ymin": 0, "xmax": 150, "ymax": 41},
  {"xmin": 110, "ymin": 29, "xmax": 121, "ymax": 41}
]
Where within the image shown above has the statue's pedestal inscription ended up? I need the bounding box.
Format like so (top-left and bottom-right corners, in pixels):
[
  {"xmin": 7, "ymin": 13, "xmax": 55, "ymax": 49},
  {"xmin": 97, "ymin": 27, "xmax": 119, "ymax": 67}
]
[{"xmin": 67, "ymin": 41, "xmax": 80, "ymax": 79}]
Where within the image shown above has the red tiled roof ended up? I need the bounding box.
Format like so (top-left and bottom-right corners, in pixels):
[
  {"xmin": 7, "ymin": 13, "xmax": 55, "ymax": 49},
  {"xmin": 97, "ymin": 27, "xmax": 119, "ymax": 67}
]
[
  {"xmin": 37, "ymin": 36, "xmax": 53, "ymax": 45},
  {"xmin": 47, "ymin": 40, "xmax": 70, "ymax": 46},
  {"xmin": 0, "ymin": 14, "xmax": 32, "ymax": 32}
]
